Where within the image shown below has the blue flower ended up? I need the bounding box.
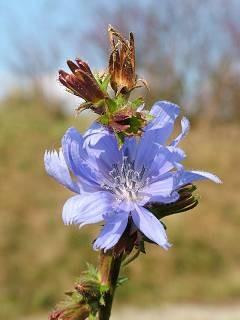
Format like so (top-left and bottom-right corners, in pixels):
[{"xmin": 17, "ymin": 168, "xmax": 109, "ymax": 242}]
[{"xmin": 44, "ymin": 101, "xmax": 221, "ymax": 251}]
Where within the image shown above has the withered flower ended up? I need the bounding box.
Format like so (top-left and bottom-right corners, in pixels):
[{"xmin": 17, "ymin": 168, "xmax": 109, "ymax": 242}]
[
  {"xmin": 108, "ymin": 25, "xmax": 137, "ymax": 94},
  {"xmin": 59, "ymin": 59, "xmax": 106, "ymax": 114}
]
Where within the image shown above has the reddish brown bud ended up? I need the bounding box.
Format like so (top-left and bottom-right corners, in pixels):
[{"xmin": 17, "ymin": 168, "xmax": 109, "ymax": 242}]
[
  {"xmin": 66, "ymin": 60, "xmax": 79, "ymax": 73},
  {"xmin": 59, "ymin": 59, "xmax": 106, "ymax": 110},
  {"xmin": 75, "ymin": 58, "xmax": 94, "ymax": 75}
]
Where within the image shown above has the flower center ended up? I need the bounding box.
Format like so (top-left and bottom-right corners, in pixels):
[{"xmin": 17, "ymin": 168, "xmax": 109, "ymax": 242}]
[{"xmin": 102, "ymin": 157, "xmax": 148, "ymax": 201}]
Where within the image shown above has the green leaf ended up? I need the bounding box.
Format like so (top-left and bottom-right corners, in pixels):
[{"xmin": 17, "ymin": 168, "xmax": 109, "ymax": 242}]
[
  {"xmin": 131, "ymin": 97, "xmax": 144, "ymax": 109},
  {"xmin": 117, "ymin": 276, "xmax": 128, "ymax": 287},
  {"xmin": 99, "ymin": 295, "xmax": 105, "ymax": 306},
  {"xmin": 98, "ymin": 114, "xmax": 109, "ymax": 125},
  {"xmin": 100, "ymin": 284, "xmax": 109, "ymax": 294},
  {"xmin": 128, "ymin": 116, "xmax": 142, "ymax": 134},
  {"xmin": 106, "ymin": 98, "xmax": 117, "ymax": 113},
  {"xmin": 115, "ymin": 132, "xmax": 125, "ymax": 148},
  {"xmin": 101, "ymin": 74, "xmax": 111, "ymax": 92},
  {"xmin": 94, "ymin": 73, "xmax": 111, "ymax": 93},
  {"xmin": 80, "ymin": 263, "xmax": 99, "ymax": 282},
  {"xmin": 71, "ymin": 291, "xmax": 83, "ymax": 303},
  {"xmin": 145, "ymin": 113, "xmax": 154, "ymax": 121},
  {"xmin": 89, "ymin": 313, "xmax": 97, "ymax": 320},
  {"xmin": 115, "ymin": 94, "xmax": 127, "ymax": 108}
]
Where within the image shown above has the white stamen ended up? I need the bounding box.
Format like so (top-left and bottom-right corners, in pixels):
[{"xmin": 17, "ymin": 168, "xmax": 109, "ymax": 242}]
[{"xmin": 101, "ymin": 156, "xmax": 148, "ymax": 201}]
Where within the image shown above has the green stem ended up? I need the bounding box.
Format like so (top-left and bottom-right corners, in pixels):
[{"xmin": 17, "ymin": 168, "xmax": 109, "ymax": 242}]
[{"xmin": 98, "ymin": 251, "xmax": 123, "ymax": 320}]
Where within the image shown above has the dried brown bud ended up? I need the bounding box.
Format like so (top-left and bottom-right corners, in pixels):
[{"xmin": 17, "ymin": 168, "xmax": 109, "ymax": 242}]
[
  {"xmin": 59, "ymin": 59, "xmax": 106, "ymax": 113},
  {"xmin": 108, "ymin": 25, "xmax": 137, "ymax": 94}
]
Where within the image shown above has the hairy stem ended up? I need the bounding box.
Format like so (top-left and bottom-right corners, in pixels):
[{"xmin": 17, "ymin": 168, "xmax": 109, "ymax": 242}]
[{"xmin": 98, "ymin": 251, "xmax": 123, "ymax": 320}]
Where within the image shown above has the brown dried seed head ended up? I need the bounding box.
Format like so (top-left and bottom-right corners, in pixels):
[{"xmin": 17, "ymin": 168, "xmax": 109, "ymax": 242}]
[{"xmin": 108, "ymin": 26, "xmax": 137, "ymax": 94}]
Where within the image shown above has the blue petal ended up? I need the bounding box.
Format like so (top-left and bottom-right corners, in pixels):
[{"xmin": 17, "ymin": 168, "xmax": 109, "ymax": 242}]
[
  {"xmin": 148, "ymin": 191, "xmax": 180, "ymax": 204},
  {"xmin": 134, "ymin": 140, "xmax": 162, "ymax": 172},
  {"xmin": 62, "ymin": 127, "xmax": 102, "ymax": 188},
  {"xmin": 83, "ymin": 123, "xmax": 121, "ymax": 171},
  {"xmin": 170, "ymin": 117, "xmax": 190, "ymax": 147},
  {"xmin": 83, "ymin": 122, "xmax": 111, "ymax": 145},
  {"xmin": 134, "ymin": 101, "xmax": 180, "ymax": 170},
  {"xmin": 149, "ymin": 100, "xmax": 180, "ymax": 121},
  {"xmin": 122, "ymin": 137, "xmax": 137, "ymax": 162},
  {"xmin": 148, "ymin": 101, "xmax": 180, "ymax": 139},
  {"xmin": 62, "ymin": 127, "xmax": 84, "ymax": 174},
  {"xmin": 93, "ymin": 211, "xmax": 129, "ymax": 251},
  {"xmin": 177, "ymin": 170, "xmax": 222, "ymax": 187},
  {"xmin": 62, "ymin": 191, "xmax": 114, "ymax": 226},
  {"xmin": 132, "ymin": 205, "xmax": 171, "ymax": 250},
  {"xmin": 149, "ymin": 146, "xmax": 186, "ymax": 180},
  {"xmin": 142, "ymin": 173, "xmax": 176, "ymax": 199},
  {"xmin": 44, "ymin": 149, "xmax": 79, "ymax": 193}
]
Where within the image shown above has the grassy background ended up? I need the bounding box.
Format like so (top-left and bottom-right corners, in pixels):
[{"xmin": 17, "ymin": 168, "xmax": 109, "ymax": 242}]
[{"xmin": 0, "ymin": 96, "xmax": 239, "ymax": 319}]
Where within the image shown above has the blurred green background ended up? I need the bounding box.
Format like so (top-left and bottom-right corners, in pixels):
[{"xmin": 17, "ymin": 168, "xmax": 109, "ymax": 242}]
[{"xmin": 0, "ymin": 1, "xmax": 240, "ymax": 319}]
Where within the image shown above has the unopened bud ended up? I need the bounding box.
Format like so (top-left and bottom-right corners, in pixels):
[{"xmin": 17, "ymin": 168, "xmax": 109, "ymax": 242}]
[{"xmin": 59, "ymin": 59, "xmax": 106, "ymax": 114}]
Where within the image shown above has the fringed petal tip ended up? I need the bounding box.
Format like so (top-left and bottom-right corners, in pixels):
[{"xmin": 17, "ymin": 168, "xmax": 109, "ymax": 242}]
[
  {"xmin": 62, "ymin": 192, "xmax": 112, "ymax": 227},
  {"xmin": 92, "ymin": 239, "xmax": 113, "ymax": 253},
  {"xmin": 44, "ymin": 149, "xmax": 79, "ymax": 193}
]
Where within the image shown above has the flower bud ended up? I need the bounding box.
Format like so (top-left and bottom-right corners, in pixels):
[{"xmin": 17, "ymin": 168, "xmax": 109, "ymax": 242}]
[
  {"xmin": 59, "ymin": 59, "xmax": 106, "ymax": 114},
  {"xmin": 49, "ymin": 303, "xmax": 90, "ymax": 320},
  {"xmin": 75, "ymin": 280, "xmax": 100, "ymax": 300}
]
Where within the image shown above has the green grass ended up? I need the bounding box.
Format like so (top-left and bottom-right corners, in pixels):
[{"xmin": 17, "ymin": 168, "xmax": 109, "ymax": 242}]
[{"xmin": 0, "ymin": 96, "xmax": 239, "ymax": 319}]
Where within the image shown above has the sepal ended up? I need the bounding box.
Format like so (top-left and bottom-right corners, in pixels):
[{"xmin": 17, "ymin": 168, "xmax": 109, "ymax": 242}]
[{"xmin": 146, "ymin": 184, "xmax": 199, "ymax": 219}]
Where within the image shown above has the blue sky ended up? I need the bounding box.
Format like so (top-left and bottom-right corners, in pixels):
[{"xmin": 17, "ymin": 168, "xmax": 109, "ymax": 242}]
[
  {"xmin": 0, "ymin": 0, "xmax": 151, "ymax": 73},
  {"xmin": 1, "ymin": 0, "xmax": 239, "ymax": 101},
  {"xmin": 1, "ymin": 0, "xmax": 89, "ymax": 72},
  {"xmin": 0, "ymin": 0, "xmax": 98, "ymax": 96},
  {"xmin": 0, "ymin": 0, "xmax": 153, "ymax": 95}
]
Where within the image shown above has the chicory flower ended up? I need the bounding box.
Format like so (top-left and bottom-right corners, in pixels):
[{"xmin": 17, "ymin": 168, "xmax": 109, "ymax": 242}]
[{"xmin": 44, "ymin": 101, "xmax": 221, "ymax": 251}]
